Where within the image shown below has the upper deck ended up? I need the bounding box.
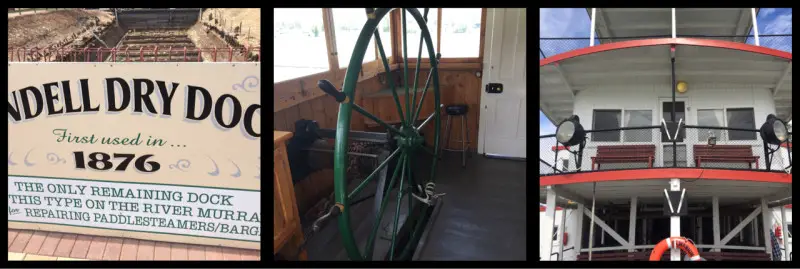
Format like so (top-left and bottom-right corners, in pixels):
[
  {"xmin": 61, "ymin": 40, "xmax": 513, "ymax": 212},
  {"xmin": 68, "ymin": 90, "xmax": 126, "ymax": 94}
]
[
  {"xmin": 539, "ymin": 8, "xmax": 792, "ymax": 125},
  {"xmin": 539, "ymin": 8, "xmax": 792, "ymax": 188}
]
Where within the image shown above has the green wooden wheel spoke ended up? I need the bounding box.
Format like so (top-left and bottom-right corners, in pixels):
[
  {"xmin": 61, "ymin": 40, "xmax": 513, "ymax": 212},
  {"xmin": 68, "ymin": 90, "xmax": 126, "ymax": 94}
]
[
  {"xmin": 363, "ymin": 152, "xmax": 406, "ymax": 260},
  {"xmin": 410, "ymin": 8, "xmax": 429, "ymax": 125},
  {"xmin": 389, "ymin": 154, "xmax": 409, "ymax": 260},
  {"xmin": 412, "ymin": 59, "xmax": 436, "ymax": 122},
  {"xmin": 347, "ymin": 147, "xmax": 402, "ymax": 200},
  {"xmin": 351, "ymin": 103, "xmax": 404, "ymax": 136},
  {"xmin": 401, "ymin": 9, "xmax": 411, "ymax": 125},
  {"xmin": 372, "ymin": 25, "xmax": 406, "ymax": 125},
  {"xmin": 334, "ymin": 8, "xmax": 440, "ymax": 261}
]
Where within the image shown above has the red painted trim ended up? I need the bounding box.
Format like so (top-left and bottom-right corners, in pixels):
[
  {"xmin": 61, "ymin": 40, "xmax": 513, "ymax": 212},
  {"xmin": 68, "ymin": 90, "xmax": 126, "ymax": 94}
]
[
  {"xmin": 540, "ymin": 168, "xmax": 792, "ymax": 186},
  {"xmin": 552, "ymin": 146, "xmax": 568, "ymax": 151},
  {"xmin": 540, "ymin": 206, "xmax": 563, "ymax": 212},
  {"xmin": 781, "ymin": 143, "xmax": 792, "ymax": 149},
  {"xmin": 539, "ymin": 38, "xmax": 792, "ymax": 67},
  {"xmin": 786, "ymin": 204, "xmax": 792, "ymax": 209}
]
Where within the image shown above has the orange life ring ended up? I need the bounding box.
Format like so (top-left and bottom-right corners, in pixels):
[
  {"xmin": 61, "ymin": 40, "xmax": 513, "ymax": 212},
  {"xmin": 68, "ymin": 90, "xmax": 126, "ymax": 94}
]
[{"xmin": 649, "ymin": 237, "xmax": 702, "ymax": 261}]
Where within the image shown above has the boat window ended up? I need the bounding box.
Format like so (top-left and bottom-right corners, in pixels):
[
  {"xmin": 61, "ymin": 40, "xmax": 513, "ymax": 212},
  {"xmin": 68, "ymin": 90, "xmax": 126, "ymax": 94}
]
[
  {"xmin": 624, "ymin": 110, "xmax": 653, "ymax": 142},
  {"xmin": 562, "ymin": 159, "xmax": 569, "ymax": 171},
  {"xmin": 697, "ymin": 109, "xmax": 724, "ymax": 142},
  {"xmin": 726, "ymin": 108, "xmax": 756, "ymax": 140},
  {"xmin": 592, "ymin": 109, "xmax": 621, "ymax": 142},
  {"xmin": 332, "ymin": 8, "xmax": 379, "ymax": 66},
  {"xmin": 402, "ymin": 8, "xmax": 439, "ymax": 59},
  {"xmin": 273, "ymin": 8, "xmax": 329, "ymax": 83},
  {"xmin": 440, "ymin": 8, "xmax": 483, "ymax": 58},
  {"xmin": 553, "ymin": 226, "xmax": 558, "ymax": 241},
  {"xmin": 788, "ymin": 223, "xmax": 792, "ymax": 237}
]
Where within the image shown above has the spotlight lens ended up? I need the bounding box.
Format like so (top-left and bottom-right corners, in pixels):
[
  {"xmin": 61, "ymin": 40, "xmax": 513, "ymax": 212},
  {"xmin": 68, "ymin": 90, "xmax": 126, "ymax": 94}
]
[
  {"xmin": 773, "ymin": 120, "xmax": 788, "ymax": 142},
  {"xmin": 557, "ymin": 121, "xmax": 575, "ymax": 144}
]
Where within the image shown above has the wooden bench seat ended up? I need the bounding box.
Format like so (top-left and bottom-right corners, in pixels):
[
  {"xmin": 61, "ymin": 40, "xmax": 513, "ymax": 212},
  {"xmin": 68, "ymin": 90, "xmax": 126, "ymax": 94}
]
[
  {"xmin": 591, "ymin": 145, "xmax": 656, "ymax": 170},
  {"xmin": 693, "ymin": 145, "xmax": 759, "ymax": 169}
]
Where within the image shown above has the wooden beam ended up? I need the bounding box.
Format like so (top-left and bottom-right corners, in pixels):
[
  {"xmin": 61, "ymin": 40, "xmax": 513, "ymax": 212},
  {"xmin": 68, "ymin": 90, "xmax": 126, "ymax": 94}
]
[
  {"xmin": 628, "ymin": 197, "xmax": 637, "ymax": 251},
  {"xmin": 478, "ymin": 8, "xmax": 487, "ymax": 61},
  {"xmin": 760, "ymin": 198, "xmax": 773, "ymax": 256},
  {"xmin": 322, "ymin": 8, "xmax": 339, "ymax": 75},
  {"xmin": 551, "ymin": 185, "xmax": 588, "ymax": 206},
  {"xmin": 773, "ymin": 61, "xmax": 792, "ymax": 97},
  {"xmin": 582, "ymin": 207, "xmax": 630, "ymax": 246},
  {"xmin": 553, "ymin": 63, "xmax": 575, "ymax": 99},
  {"xmin": 718, "ymin": 205, "xmax": 761, "ymax": 246}
]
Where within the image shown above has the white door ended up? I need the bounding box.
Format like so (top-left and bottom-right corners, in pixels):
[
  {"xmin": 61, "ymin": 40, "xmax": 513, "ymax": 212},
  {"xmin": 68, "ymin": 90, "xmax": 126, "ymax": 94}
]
[{"xmin": 478, "ymin": 8, "xmax": 527, "ymax": 158}]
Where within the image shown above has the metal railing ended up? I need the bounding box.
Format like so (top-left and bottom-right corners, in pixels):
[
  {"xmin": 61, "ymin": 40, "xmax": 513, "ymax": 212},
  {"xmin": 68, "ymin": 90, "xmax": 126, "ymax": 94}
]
[
  {"xmin": 539, "ymin": 34, "xmax": 792, "ymax": 59},
  {"xmin": 540, "ymin": 125, "xmax": 792, "ymax": 176},
  {"xmin": 8, "ymin": 46, "xmax": 261, "ymax": 62}
]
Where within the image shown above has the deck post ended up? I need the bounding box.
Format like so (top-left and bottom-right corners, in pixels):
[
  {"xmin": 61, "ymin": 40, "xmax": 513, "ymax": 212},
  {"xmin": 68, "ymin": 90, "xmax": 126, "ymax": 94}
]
[
  {"xmin": 559, "ymin": 208, "xmax": 567, "ymax": 260},
  {"xmin": 698, "ymin": 217, "xmax": 703, "ymax": 245},
  {"xmin": 628, "ymin": 196, "xmax": 637, "ymax": 252},
  {"xmin": 572, "ymin": 203, "xmax": 584, "ymax": 260},
  {"xmin": 712, "ymin": 196, "xmax": 721, "ymax": 251},
  {"xmin": 751, "ymin": 8, "xmax": 760, "ymax": 46},
  {"xmin": 589, "ymin": 8, "xmax": 596, "ymax": 47},
  {"xmin": 541, "ymin": 186, "xmax": 557, "ymax": 261},
  {"xmin": 671, "ymin": 8, "xmax": 676, "ymax": 38},
  {"xmin": 761, "ymin": 198, "xmax": 773, "ymax": 259},
  {"xmin": 781, "ymin": 206, "xmax": 789, "ymax": 261},
  {"xmin": 669, "ymin": 178, "xmax": 681, "ymax": 261}
]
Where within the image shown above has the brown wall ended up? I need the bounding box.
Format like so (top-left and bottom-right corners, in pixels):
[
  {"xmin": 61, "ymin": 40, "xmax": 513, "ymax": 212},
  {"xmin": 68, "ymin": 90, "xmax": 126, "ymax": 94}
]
[{"xmin": 274, "ymin": 68, "xmax": 482, "ymax": 216}]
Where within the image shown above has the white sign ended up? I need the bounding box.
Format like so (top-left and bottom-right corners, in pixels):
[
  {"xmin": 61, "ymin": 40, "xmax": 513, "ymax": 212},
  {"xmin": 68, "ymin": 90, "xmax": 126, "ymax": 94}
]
[{"xmin": 8, "ymin": 175, "xmax": 260, "ymax": 242}]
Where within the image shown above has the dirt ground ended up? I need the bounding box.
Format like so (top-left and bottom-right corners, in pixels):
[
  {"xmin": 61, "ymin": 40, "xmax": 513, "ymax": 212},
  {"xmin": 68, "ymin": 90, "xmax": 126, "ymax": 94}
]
[
  {"xmin": 186, "ymin": 23, "xmax": 252, "ymax": 62},
  {"xmin": 8, "ymin": 9, "xmax": 113, "ymax": 48},
  {"xmin": 200, "ymin": 8, "xmax": 260, "ymax": 47}
]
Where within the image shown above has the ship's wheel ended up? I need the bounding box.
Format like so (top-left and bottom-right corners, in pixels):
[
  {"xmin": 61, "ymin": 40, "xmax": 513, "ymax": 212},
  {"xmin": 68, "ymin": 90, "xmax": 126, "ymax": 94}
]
[{"xmin": 316, "ymin": 8, "xmax": 442, "ymax": 261}]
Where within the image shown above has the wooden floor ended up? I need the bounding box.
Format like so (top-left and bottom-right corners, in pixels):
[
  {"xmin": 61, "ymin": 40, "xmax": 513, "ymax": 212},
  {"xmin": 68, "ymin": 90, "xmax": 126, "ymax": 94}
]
[{"xmin": 8, "ymin": 229, "xmax": 260, "ymax": 261}]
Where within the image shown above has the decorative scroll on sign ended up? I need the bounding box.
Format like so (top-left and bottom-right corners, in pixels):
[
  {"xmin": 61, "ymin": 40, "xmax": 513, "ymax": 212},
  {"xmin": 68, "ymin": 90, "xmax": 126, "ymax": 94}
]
[{"xmin": 8, "ymin": 62, "xmax": 261, "ymax": 250}]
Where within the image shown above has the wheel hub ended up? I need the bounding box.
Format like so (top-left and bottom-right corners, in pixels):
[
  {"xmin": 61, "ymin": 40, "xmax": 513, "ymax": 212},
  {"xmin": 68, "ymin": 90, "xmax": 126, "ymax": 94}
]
[{"xmin": 396, "ymin": 126, "xmax": 423, "ymax": 149}]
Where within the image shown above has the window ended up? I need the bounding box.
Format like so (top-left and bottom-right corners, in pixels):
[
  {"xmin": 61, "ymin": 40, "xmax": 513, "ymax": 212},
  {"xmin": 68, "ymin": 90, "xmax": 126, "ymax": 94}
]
[
  {"xmin": 332, "ymin": 9, "xmax": 377, "ymax": 67},
  {"xmin": 624, "ymin": 110, "xmax": 653, "ymax": 142},
  {"xmin": 377, "ymin": 14, "xmax": 392, "ymax": 59},
  {"xmin": 273, "ymin": 8, "xmax": 329, "ymax": 83},
  {"xmin": 440, "ymin": 8, "xmax": 483, "ymax": 58},
  {"xmin": 553, "ymin": 226, "xmax": 558, "ymax": 241},
  {"xmin": 562, "ymin": 159, "xmax": 569, "ymax": 171},
  {"xmin": 726, "ymin": 108, "xmax": 756, "ymax": 140},
  {"xmin": 697, "ymin": 109, "xmax": 724, "ymax": 142},
  {"xmin": 592, "ymin": 110, "xmax": 621, "ymax": 142},
  {"xmin": 402, "ymin": 8, "xmax": 438, "ymax": 59},
  {"xmin": 788, "ymin": 223, "xmax": 792, "ymax": 237}
]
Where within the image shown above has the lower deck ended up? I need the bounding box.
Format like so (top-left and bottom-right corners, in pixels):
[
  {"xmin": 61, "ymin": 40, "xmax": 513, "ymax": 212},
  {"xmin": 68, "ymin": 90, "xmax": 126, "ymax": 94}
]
[
  {"xmin": 540, "ymin": 178, "xmax": 793, "ymax": 261},
  {"xmin": 303, "ymin": 154, "xmax": 527, "ymax": 261}
]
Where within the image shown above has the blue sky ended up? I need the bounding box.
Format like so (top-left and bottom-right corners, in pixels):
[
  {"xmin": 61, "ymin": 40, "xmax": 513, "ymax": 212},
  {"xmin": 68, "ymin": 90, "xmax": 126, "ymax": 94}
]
[{"xmin": 539, "ymin": 8, "xmax": 793, "ymax": 136}]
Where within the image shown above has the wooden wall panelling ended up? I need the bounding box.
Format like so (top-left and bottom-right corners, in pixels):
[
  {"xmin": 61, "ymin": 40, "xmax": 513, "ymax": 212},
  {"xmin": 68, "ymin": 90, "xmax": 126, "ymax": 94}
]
[
  {"xmin": 283, "ymin": 106, "xmax": 301, "ymax": 133},
  {"xmin": 322, "ymin": 97, "xmax": 339, "ymax": 130},
  {"xmin": 310, "ymin": 98, "xmax": 328, "ymax": 129},
  {"xmin": 274, "ymin": 110, "xmax": 289, "ymax": 132},
  {"xmin": 298, "ymin": 102, "xmax": 315, "ymax": 123}
]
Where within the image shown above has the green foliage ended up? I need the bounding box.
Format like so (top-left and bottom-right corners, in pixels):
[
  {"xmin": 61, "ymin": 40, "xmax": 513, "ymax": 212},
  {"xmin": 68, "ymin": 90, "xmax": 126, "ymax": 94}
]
[{"xmin": 311, "ymin": 25, "xmax": 320, "ymax": 37}]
